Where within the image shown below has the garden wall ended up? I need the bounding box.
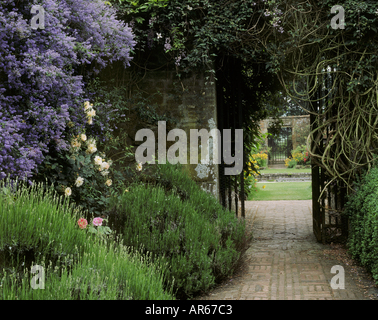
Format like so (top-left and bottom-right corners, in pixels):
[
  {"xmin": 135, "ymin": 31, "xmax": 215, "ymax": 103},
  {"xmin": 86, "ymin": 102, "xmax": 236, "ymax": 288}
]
[
  {"xmin": 260, "ymin": 115, "xmax": 310, "ymax": 151},
  {"xmin": 99, "ymin": 64, "xmax": 220, "ymax": 199}
]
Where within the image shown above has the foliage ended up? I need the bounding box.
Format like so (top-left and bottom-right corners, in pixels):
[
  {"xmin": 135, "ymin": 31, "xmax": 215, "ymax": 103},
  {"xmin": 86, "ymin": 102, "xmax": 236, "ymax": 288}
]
[
  {"xmin": 344, "ymin": 166, "xmax": 378, "ymax": 283},
  {"xmin": 0, "ymin": 179, "xmax": 173, "ymax": 300},
  {"xmin": 243, "ymin": 169, "xmax": 258, "ymax": 199},
  {"xmin": 266, "ymin": 0, "xmax": 378, "ymax": 194},
  {"xmin": 107, "ymin": 0, "xmax": 378, "ymax": 197},
  {"xmin": 2, "ymin": 239, "xmax": 173, "ymax": 300},
  {"xmin": 242, "ymin": 131, "xmax": 270, "ymax": 197},
  {"xmin": 285, "ymin": 145, "xmax": 310, "ymax": 167},
  {"xmin": 284, "ymin": 157, "xmax": 297, "ymax": 169},
  {"xmin": 109, "ymin": 0, "xmax": 286, "ymax": 175},
  {"xmin": 108, "ymin": 163, "xmax": 248, "ymax": 299},
  {"xmin": 246, "ymin": 132, "xmax": 270, "ymax": 169},
  {"xmin": 292, "ymin": 117, "xmax": 310, "ymax": 147},
  {"xmin": 0, "ymin": 179, "xmax": 87, "ymax": 262},
  {"xmin": 33, "ymin": 102, "xmax": 120, "ymax": 217},
  {"xmin": 252, "ymin": 153, "xmax": 268, "ymax": 169},
  {"xmin": 243, "ymin": 152, "xmax": 268, "ymax": 198},
  {"xmin": 292, "ymin": 145, "xmax": 310, "ymax": 165},
  {"xmin": 0, "ymin": 0, "xmax": 135, "ymax": 182}
]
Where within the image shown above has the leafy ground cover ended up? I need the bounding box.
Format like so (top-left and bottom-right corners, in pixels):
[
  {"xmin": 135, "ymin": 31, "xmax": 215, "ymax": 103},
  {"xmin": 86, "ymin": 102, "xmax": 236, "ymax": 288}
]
[{"xmin": 248, "ymin": 182, "xmax": 312, "ymax": 201}]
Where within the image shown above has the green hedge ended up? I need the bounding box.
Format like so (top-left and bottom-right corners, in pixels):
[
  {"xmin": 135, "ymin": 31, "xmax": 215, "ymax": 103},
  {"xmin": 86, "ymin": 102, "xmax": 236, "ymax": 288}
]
[
  {"xmin": 109, "ymin": 163, "xmax": 249, "ymax": 299},
  {"xmin": 0, "ymin": 179, "xmax": 173, "ymax": 300},
  {"xmin": 344, "ymin": 166, "xmax": 378, "ymax": 282}
]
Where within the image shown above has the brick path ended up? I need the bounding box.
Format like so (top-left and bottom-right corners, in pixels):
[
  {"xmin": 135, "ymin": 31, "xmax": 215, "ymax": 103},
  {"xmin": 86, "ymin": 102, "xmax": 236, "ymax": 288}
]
[{"xmin": 196, "ymin": 200, "xmax": 378, "ymax": 300}]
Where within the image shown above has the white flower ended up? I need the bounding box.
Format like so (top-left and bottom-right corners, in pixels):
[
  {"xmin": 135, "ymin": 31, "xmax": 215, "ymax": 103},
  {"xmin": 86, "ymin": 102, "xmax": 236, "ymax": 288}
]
[
  {"xmin": 75, "ymin": 177, "xmax": 84, "ymax": 187},
  {"xmin": 100, "ymin": 162, "xmax": 110, "ymax": 171},
  {"xmin": 87, "ymin": 144, "xmax": 97, "ymax": 154},
  {"xmin": 71, "ymin": 139, "xmax": 81, "ymax": 149},
  {"xmin": 65, "ymin": 187, "xmax": 72, "ymax": 197},
  {"xmin": 105, "ymin": 179, "xmax": 112, "ymax": 186},
  {"xmin": 86, "ymin": 138, "xmax": 96, "ymax": 146},
  {"xmin": 94, "ymin": 156, "xmax": 103, "ymax": 165},
  {"xmin": 87, "ymin": 109, "xmax": 96, "ymax": 117},
  {"xmin": 88, "ymin": 117, "xmax": 93, "ymax": 125},
  {"xmin": 80, "ymin": 134, "xmax": 87, "ymax": 142},
  {"xmin": 100, "ymin": 170, "xmax": 109, "ymax": 176},
  {"xmin": 156, "ymin": 32, "xmax": 162, "ymax": 39},
  {"xmin": 136, "ymin": 162, "xmax": 143, "ymax": 171},
  {"xmin": 84, "ymin": 101, "xmax": 91, "ymax": 111},
  {"xmin": 187, "ymin": 5, "xmax": 192, "ymax": 10}
]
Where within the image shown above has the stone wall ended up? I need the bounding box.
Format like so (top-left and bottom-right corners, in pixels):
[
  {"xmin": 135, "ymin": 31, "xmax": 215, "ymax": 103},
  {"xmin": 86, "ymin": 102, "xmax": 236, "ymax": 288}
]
[
  {"xmin": 260, "ymin": 115, "xmax": 310, "ymax": 152},
  {"xmin": 100, "ymin": 66, "xmax": 220, "ymax": 199}
]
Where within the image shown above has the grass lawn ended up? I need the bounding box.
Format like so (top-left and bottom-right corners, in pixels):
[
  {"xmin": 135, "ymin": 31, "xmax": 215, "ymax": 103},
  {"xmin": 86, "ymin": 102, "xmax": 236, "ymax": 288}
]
[
  {"xmin": 259, "ymin": 168, "xmax": 311, "ymax": 174},
  {"xmin": 248, "ymin": 182, "xmax": 312, "ymax": 201}
]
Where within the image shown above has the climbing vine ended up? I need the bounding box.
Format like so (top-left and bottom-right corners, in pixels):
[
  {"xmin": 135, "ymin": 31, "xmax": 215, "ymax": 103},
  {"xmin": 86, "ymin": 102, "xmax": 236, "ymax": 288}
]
[
  {"xmin": 108, "ymin": 0, "xmax": 378, "ymax": 197},
  {"xmin": 264, "ymin": 0, "xmax": 378, "ymax": 195}
]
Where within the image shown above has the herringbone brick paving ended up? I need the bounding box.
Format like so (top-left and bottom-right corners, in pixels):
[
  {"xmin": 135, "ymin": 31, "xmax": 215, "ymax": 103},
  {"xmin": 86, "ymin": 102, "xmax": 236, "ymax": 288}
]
[{"xmin": 196, "ymin": 200, "xmax": 378, "ymax": 300}]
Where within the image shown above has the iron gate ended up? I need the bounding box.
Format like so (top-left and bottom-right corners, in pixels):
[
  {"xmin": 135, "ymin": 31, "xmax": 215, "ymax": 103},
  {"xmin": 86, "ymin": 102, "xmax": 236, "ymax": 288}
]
[
  {"xmin": 216, "ymin": 57, "xmax": 245, "ymax": 218},
  {"xmin": 268, "ymin": 127, "xmax": 293, "ymax": 164},
  {"xmin": 310, "ymin": 74, "xmax": 348, "ymax": 244}
]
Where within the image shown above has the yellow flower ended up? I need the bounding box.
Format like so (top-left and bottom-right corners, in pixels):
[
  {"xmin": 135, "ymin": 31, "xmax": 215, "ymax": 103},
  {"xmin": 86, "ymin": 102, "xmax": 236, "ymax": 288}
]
[{"xmin": 262, "ymin": 185, "xmax": 266, "ymax": 189}]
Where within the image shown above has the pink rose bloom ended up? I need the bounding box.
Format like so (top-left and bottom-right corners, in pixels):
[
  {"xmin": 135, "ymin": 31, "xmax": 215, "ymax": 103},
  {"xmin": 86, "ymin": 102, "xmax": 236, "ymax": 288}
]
[
  {"xmin": 78, "ymin": 218, "xmax": 88, "ymax": 229},
  {"xmin": 93, "ymin": 217, "xmax": 103, "ymax": 227}
]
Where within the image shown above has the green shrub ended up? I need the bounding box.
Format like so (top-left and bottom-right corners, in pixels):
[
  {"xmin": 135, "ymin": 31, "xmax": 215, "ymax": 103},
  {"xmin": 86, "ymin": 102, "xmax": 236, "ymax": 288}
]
[
  {"xmin": 243, "ymin": 172, "xmax": 258, "ymax": 199},
  {"xmin": 109, "ymin": 163, "xmax": 249, "ymax": 299},
  {"xmin": 344, "ymin": 167, "xmax": 378, "ymax": 282},
  {"xmin": 285, "ymin": 158, "xmax": 297, "ymax": 168},
  {"xmin": 0, "ymin": 179, "xmax": 173, "ymax": 300},
  {"xmin": 0, "ymin": 179, "xmax": 88, "ymax": 266},
  {"xmin": 1, "ymin": 239, "xmax": 173, "ymax": 300}
]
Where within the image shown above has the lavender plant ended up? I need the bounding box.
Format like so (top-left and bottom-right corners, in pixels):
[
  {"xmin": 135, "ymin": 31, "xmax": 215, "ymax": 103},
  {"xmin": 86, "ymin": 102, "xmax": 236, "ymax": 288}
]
[{"xmin": 0, "ymin": 0, "xmax": 135, "ymax": 182}]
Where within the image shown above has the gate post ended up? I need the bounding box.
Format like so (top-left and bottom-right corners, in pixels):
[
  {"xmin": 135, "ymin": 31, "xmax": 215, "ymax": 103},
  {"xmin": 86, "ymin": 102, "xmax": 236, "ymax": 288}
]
[{"xmin": 310, "ymin": 84, "xmax": 323, "ymax": 243}]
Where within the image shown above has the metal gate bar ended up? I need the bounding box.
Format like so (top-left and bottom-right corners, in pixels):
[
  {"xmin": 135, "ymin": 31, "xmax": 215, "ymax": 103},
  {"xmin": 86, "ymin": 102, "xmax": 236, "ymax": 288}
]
[
  {"xmin": 216, "ymin": 57, "xmax": 245, "ymax": 218},
  {"xmin": 268, "ymin": 127, "xmax": 292, "ymax": 164},
  {"xmin": 311, "ymin": 71, "xmax": 348, "ymax": 243}
]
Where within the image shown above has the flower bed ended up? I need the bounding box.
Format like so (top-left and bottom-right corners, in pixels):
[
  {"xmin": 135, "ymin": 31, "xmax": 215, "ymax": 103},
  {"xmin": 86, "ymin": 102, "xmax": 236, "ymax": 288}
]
[
  {"xmin": 0, "ymin": 180, "xmax": 172, "ymax": 300},
  {"xmin": 285, "ymin": 145, "xmax": 311, "ymax": 168}
]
